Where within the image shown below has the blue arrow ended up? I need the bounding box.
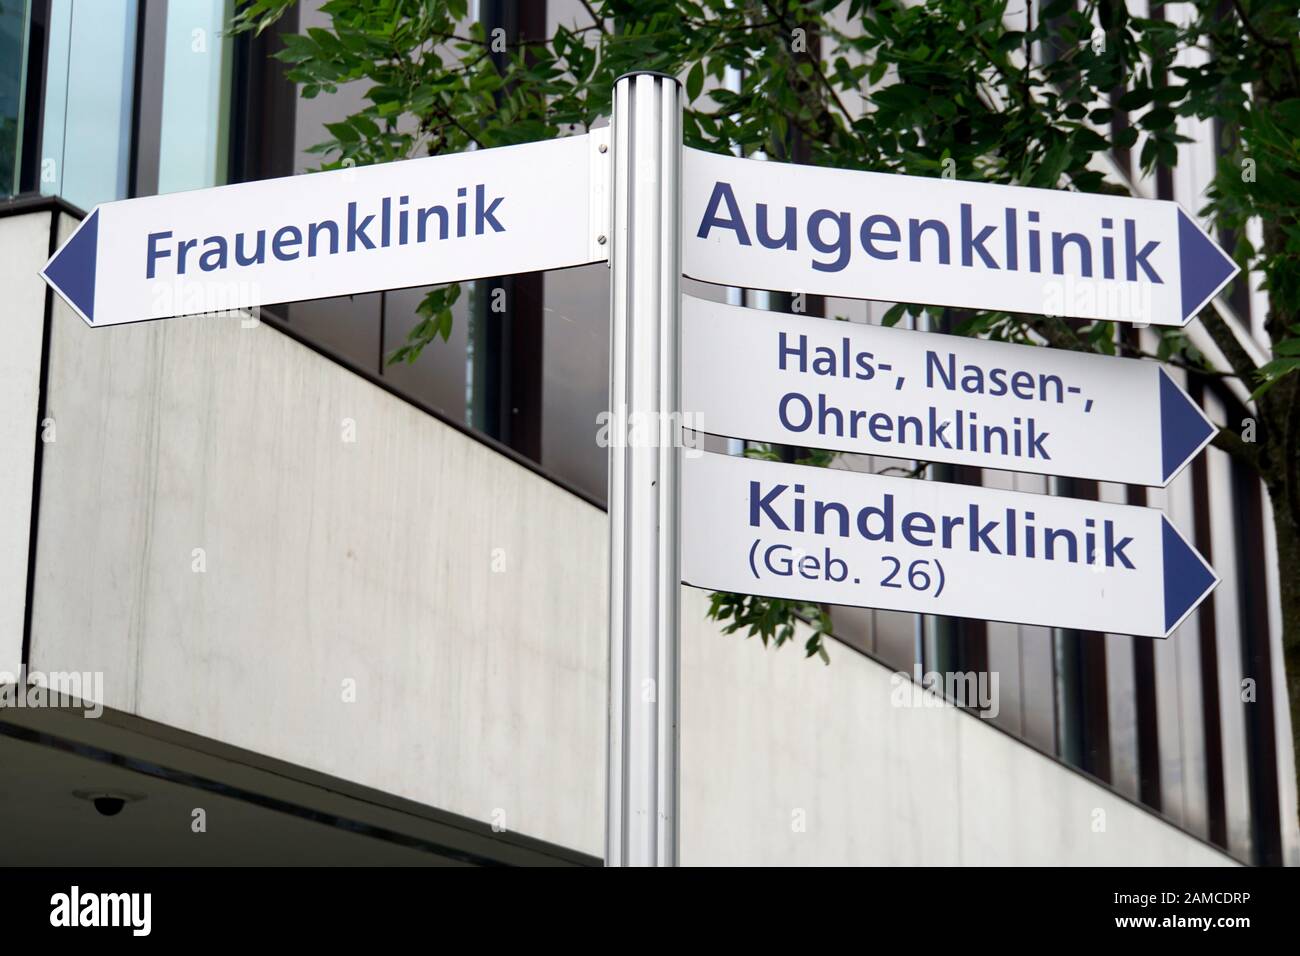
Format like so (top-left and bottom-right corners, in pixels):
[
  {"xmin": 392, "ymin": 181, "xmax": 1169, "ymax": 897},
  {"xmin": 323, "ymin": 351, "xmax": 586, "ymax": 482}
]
[
  {"xmin": 41, "ymin": 209, "xmax": 99, "ymax": 324},
  {"xmin": 1159, "ymin": 367, "xmax": 1215, "ymax": 484},
  {"xmin": 1162, "ymin": 516, "xmax": 1217, "ymax": 634},
  {"xmin": 1178, "ymin": 209, "xmax": 1237, "ymax": 323}
]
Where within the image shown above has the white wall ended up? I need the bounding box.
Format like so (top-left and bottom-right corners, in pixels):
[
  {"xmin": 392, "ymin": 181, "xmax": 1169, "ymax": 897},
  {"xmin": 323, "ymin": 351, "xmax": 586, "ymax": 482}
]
[
  {"xmin": 17, "ymin": 209, "xmax": 1236, "ymax": 864},
  {"xmin": 27, "ymin": 225, "xmax": 607, "ymax": 854},
  {"xmin": 0, "ymin": 211, "xmax": 53, "ymax": 677},
  {"xmin": 681, "ymin": 588, "xmax": 1230, "ymax": 865}
]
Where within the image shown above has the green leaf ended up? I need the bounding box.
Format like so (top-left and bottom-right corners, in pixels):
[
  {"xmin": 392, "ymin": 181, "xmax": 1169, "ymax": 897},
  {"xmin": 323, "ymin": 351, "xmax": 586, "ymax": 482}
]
[
  {"xmin": 1251, "ymin": 358, "xmax": 1300, "ymax": 399},
  {"xmin": 1118, "ymin": 87, "xmax": 1153, "ymax": 111},
  {"xmin": 267, "ymin": 0, "xmax": 1294, "ymax": 674},
  {"xmin": 325, "ymin": 120, "xmax": 359, "ymax": 143},
  {"xmin": 1139, "ymin": 106, "xmax": 1176, "ymax": 131},
  {"xmin": 686, "ymin": 61, "xmax": 704, "ymax": 102},
  {"xmin": 881, "ymin": 303, "xmax": 907, "ymax": 327}
]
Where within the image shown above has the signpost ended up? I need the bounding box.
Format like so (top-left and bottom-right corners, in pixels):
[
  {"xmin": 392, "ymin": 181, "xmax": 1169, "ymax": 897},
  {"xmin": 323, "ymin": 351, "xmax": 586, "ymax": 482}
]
[
  {"xmin": 37, "ymin": 73, "xmax": 1236, "ymax": 866},
  {"xmin": 682, "ymin": 295, "xmax": 1217, "ymax": 487},
  {"xmin": 682, "ymin": 451, "xmax": 1217, "ymax": 638},
  {"xmin": 683, "ymin": 147, "xmax": 1238, "ymax": 327},
  {"xmin": 603, "ymin": 73, "xmax": 682, "ymax": 868},
  {"xmin": 41, "ymin": 134, "xmax": 609, "ymax": 327}
]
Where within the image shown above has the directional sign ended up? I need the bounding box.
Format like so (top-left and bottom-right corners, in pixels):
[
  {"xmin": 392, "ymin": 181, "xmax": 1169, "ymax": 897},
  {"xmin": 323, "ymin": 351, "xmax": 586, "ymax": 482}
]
[
  {"xmin": 682, "ymin": 148, "xmax": 1238, "ymax": 327},
  {"xmin": 42, "ymin": 133, "xmax": 608, "ymax": 327},
  {"xmin": 681, "ymin": 451, "xmax": 1217, "ymax": 637},
  {"xmin": 682, "ymin": 296, "xmax": 1216, "ymax": 487}
]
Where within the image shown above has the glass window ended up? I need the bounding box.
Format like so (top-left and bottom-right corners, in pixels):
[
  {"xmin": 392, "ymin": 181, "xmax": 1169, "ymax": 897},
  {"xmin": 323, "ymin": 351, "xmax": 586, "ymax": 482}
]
[
  {"xmin": 1105, "ymin": 636, "xmax": 1140, "ymax": 799},
  {"xmin": 542, "ymin": 264, "xmax": 610, "ymax": 502},
  {"xmin": 1203, "ymin": 392, "xmax": 1254, "ymax": 860},
  {"xmin": 0, "ymin": 0, "xmax": 32, "ymax": 196},
  {"xmin": 284, "ymin": 292, "xmax": 382, "ymax": 374},
  {"xmin": 382, "ymin": 284, "xmax": 471, "ymax": 425},
  {"xmin": 984, "ymin": 621, "xmax": 1024, "ymax": 736},
  {"xmin": 156, "ymin": 0, "xmax": 234, "ymax": 194},
  {"xmin": 40, "ymin": 0, "xmax": 138, "ymax": 210},
  {"xmin": 1014, "ymin": 473, "xmax": 1058, "ymax": 753},
  {"xmin": 1150, "ymin": 431, "xmax": 1210, "ymax": 840}
]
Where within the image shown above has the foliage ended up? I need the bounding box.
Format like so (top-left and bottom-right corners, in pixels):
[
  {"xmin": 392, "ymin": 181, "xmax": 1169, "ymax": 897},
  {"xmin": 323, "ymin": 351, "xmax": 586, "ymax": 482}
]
[
  {"xmin": 231, "ymin": 0, "xmax": 1300, "ymax": 667},
  {"xmin": 709, "ymin": 590, "xmax": 834, "ymax": 663}
]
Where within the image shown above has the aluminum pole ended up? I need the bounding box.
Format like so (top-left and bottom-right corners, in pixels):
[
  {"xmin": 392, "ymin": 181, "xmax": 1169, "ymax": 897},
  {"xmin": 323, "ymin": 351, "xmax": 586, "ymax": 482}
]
[{"xmin": 605, "ymin": 71, "xmax": 682, "ymax": 867}]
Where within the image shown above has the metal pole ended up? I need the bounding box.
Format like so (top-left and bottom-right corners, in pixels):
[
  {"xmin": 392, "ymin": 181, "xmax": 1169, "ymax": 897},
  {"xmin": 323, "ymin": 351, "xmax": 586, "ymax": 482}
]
[{"xmin": 605, "ymin": 71, "xmax": 682, "ymax": 867}]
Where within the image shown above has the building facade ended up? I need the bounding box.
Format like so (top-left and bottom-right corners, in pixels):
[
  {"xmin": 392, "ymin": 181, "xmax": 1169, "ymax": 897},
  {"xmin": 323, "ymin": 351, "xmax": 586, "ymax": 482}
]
[{"xmin": 0, "ymin": 0, "xmax": 1294, "ymax": 865}]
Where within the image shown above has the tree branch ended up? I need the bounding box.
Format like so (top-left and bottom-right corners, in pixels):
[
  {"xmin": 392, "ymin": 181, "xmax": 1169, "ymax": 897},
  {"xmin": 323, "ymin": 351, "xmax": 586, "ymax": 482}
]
[
  {"xmin": 1031, "ymin": 315, "xmax": 1092, "ymax": 353},
  {"xmin": 1196, "ymin": 304, "xmax": 1262, "ymax": 386},
  {"xmin": 1230, "ymin": 0, "xmax": 1291, "ymax": 51},
  {"xmin": 759, "ymin": 0, "xmax": 857, "ymax": 137},
  {"xmin": 577, "ymin": 0, "xmax": 607, "ymax": 34},
  {"xmin": 1212, "ymin": 422, "xmax": 1260, "ymax": 469},
  {"xmin": 1116, "ymin": 346, "xmax": 1243, "ymax": 379}
]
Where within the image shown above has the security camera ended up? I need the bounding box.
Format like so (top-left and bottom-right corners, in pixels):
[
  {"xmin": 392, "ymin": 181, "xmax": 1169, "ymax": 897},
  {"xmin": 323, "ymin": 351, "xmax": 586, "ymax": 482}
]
[
  {"xmin": 93, "ymin": 796, "xmax": 126, "ymax": 817},
  {"xmin": 73, "ymin": 790, "xmax": 143, "ymax": 816}
]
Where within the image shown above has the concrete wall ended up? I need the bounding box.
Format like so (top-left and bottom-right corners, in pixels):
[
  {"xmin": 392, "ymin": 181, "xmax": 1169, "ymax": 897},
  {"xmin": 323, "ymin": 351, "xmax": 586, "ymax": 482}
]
[
  {"xmin": 681, "ymin": 588, "xmax": 1230, "ymax": 865},
  {"xmin": 26, "ymin": 209, "xmax": 607, "ymax": 854},
  {"xmin": 12, "ymin": 210, "xmax": 1235, "ymax": 864},
  {"xmin": 0, "ymin": 211, "xmax": 52, "ymax": 678}
]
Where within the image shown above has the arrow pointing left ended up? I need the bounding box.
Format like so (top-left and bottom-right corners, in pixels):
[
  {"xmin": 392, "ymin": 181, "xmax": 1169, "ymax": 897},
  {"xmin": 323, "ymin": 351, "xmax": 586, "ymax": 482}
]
[
  {"xmin": 40, "ymin": 134, "xmax": 609, "ymax": 328},
  {"xmin": 41, "ymin": 209, "xmax": 100, "ymax": 323}
]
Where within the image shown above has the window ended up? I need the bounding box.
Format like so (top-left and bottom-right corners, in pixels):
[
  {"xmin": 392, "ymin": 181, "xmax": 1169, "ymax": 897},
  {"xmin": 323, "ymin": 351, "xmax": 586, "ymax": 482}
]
[
  {"xmin": 158, "ymin": 2, "xmax": 233, "ymax": 191},
  {"xmin": 40, "ymin": 0, "xmax": 138, "ymax": 210},
  {"xmin": 0, "ymin": 0, "xmax": 33, "ymax": 196}
]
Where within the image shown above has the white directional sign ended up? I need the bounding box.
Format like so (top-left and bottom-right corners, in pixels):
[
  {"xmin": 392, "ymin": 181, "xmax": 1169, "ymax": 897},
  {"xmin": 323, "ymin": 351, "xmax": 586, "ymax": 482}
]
[
  {"xmin": 682, "ymin": 451, "xmax": 1217, "ymax": 637},
  {"xmin": 682, "ymin": 148, "xmax": 1238, "ymax": 327},
  {"xmin": 682, "ymin": 296, "xmax": 1216, "ymax": 487},
  {"xmin": 41, "ymin": 133, "xmax": 609, "ymax": 327}
]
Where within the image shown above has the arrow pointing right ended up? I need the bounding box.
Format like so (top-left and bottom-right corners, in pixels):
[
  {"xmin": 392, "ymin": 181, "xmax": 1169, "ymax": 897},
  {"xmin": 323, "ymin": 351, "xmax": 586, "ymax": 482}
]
[
  {"xmin": 1178, "ymin": 208, "xmax": 1240, "ymax": 323},
  {"xmin": 1162, "ymin": 515, "xmax": 1219, "ymax": 634},
  {"xmin": 682, "ymin": 296, "xmax": 1219, "ymax": 487},
  {"xmin": 1159, "ymin": 367, "xmax": 1217, "ymax": 484},
  {"xmin": 682, "ymin": 451, "xmax": 1218, "ymax": 637},
  {"xmin": 683, "ymin": 148, "xmax": 1241, "ymax": 327}
]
